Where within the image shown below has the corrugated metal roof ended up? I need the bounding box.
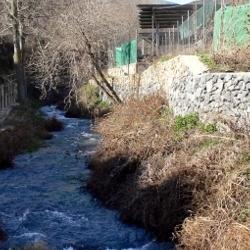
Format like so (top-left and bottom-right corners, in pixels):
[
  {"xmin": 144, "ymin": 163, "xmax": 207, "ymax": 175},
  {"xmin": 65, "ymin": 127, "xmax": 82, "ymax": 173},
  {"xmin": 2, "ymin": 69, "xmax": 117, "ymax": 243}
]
[{"xmin": 137, "ymin": 2, "xmax": 199, "ymax": 29}]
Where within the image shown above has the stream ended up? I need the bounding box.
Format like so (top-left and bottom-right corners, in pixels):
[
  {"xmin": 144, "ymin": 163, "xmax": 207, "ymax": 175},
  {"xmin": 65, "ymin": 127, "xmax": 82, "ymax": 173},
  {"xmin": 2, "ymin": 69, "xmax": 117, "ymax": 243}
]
[{"xmin": 0, "ymin": 106, "xmax": 173, "ymax": 250}]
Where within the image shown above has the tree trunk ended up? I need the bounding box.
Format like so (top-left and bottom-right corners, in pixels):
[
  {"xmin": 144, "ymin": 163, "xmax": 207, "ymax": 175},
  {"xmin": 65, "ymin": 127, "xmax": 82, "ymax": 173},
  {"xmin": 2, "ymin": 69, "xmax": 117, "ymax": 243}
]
[
  {"xmin": 76, "ymin": 23, "xmax": 122, "ymax": 104},
  {"xmin": 11, "ymin": 0, "xmax": 27, "ymax": 103}
]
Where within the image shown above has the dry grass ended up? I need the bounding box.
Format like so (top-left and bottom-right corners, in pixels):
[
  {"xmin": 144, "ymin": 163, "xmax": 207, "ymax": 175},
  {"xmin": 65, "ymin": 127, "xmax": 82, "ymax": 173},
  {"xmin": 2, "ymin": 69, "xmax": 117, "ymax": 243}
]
[
  {"xmin": 88, "ymin": 94, "xmax": 250, "ymax": 248},
  {"xmin": 214, "ymin": 46, "xmax": 250, "ymax": 72}
]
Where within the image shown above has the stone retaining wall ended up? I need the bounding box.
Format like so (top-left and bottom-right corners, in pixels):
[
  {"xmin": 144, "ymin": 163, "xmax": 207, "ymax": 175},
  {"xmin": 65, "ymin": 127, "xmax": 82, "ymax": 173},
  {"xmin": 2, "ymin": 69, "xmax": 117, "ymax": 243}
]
[
  {"xmin": 170, "ymin": 72, "xmax": 250, "ymax": 126},
  {"xmin": 106, "ymin": 55, "xmax": 250, "ymax": 127}
]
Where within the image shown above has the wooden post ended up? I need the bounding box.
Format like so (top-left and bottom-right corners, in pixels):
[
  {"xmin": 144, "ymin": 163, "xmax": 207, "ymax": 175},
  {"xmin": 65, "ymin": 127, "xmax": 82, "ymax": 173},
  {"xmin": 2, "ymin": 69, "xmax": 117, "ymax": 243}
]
[
  {"xmin": 182, "ymin": 16, "xmax": 184, "ymax": 52},
  {"xmin": 142, "ymin": 39, "xmax": 145, "ymax": 57},
  {"xmin": 156, "ymin": 23, "xmax": 160, "ymax": 56},
  {"xmin": 0, "ymin": 85, "xmax": 4, "ymax": 110},
  {"xmin": 11, "ymin": 82, "xmax": 14, "ymax": 105},
  {"xmin": 177, "ymin": 21, "xmax": 180, "ymax": 51},
  {"xmin": 7, "ymin": 83, "xmax": 9, "ymax": 107},
  {"xmin": 161, "ymin": 36, "xmax": 164, "ymax": 55},
  {"xmin": 168, "ymin": 28, "xmax": 171, "ymax": 54},
  {"xmin": 188, "ymin": 10, "xmax": 191, "ymax": 52},
  {"xmin": 4, "ymin": 84, "xmax": 7, "ymax": 108},
  {"xmin": 194, "ymin": 2, "xmax": 198, "ymax": 44},
  {"xmin": 152, "ymin": 10, "xmax": 155, "ymax": 56},
  {"xmin": 165, "ymin": 32, "xmax": 167, "ymax": 53},
  {"xmin": 136, "ymin": 29, "xmax": 139, "ymax": 67},
  {"xmin": 203, "ymin": 0, "xmax": 206, "ymax": 49},
  {"xmin": 172, "ymin": 25, "xmax": 175, "ymax": 53}
]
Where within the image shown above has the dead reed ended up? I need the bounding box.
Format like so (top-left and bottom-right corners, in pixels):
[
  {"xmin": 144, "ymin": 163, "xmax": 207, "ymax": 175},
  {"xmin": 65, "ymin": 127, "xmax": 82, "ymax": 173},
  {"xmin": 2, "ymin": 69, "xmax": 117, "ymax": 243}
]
[{"xmin": 88, "ymin": 94, "xmax": 250, "ymax": 249}]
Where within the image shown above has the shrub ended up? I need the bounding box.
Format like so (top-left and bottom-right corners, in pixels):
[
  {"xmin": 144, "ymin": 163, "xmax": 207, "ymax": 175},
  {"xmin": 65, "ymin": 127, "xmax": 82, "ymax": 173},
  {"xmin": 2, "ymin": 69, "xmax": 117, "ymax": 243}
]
[
  {"xmin": 174, "ymin": 113, "xmax": 200, "ymax": 133},
  {"xmin": 200, "ymin": 123, "xmax": 218, "ymax": 134},
  {"xmin": 77, "ymin": 83, "xmax": 111, "ymax": 117},
  {"xmin": 173, "ymin": 113, "xmax": 217, "ymax": 135}
]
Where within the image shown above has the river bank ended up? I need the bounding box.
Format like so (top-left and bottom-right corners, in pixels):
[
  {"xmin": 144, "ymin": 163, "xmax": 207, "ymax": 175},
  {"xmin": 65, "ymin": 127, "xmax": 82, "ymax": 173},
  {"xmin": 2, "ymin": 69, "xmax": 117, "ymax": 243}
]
[
  {"xmin": 0, "ymin": 103, "xmax": 63, "ymax": 169},
  {"xmin": 88, "ymin": 94, "xmax": 250, "ymax": 249},
  {"xmin": 0, "ymin": 103, "xmax": 64, "ymax": 244}
]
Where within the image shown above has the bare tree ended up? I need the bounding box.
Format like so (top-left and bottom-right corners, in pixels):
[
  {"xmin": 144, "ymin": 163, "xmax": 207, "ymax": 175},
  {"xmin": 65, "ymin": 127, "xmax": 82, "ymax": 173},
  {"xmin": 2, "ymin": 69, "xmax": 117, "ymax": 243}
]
[
  {"xmin": 0, "ymin": 0, "xmax": 65, "ymax": 103},
  {"xmin": 1, "ymin": 0, "xmax": 140, "ymax": 105},
  {"xmin": 10, "ymin": 0, "xmax": 27, "ymax": 103},
  {"xmin": 29, "ymin": 0, "xmax": 140, "ymax": 105}
]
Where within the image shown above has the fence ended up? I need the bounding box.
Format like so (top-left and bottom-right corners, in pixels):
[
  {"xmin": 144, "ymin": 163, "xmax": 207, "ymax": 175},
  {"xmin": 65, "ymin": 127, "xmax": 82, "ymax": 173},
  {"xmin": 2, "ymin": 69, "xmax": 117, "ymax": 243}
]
[
  {"xmin": 137, "ymin": 0, "xmax": 250, "ymax": 58},
  {"xmin": 213, "ymin": 3, "xmax": 250, "ymax": 50},
  {"xmin": 115, "ymin": 40, "xmax": 137, "ymax": 67},
  {"xmin": 0, "ymin": 80, "xmax": 17, "ymax": 112},
  {"xmin": 106, "ymin": 0, "xmax": 250, "ymax": 68}
]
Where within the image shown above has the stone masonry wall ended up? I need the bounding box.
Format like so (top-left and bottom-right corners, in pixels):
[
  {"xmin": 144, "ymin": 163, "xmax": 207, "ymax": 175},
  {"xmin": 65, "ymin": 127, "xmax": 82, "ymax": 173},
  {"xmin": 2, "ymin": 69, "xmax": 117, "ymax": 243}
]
[
  {"xmin": 106, "ymin": 56, "xmax": 250, "ymax": 127},
  {"xmin": 170, "ymin": 72, "xmax": 250, "ymax": 126}
]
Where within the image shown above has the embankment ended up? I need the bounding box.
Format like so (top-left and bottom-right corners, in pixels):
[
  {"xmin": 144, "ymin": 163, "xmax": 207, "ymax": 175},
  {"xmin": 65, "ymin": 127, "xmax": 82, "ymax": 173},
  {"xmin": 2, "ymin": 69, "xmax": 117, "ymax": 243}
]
[
  {"xmin": 105, "ymin": 56, "xmax": 250, "ymax": 128},
  {"xmin": 0, "ymin": 103, "xmax": 63, "ymax": 169},
  {"xmin": 88, "ymin": 95, "xmax": 250, "ymax": 249}
]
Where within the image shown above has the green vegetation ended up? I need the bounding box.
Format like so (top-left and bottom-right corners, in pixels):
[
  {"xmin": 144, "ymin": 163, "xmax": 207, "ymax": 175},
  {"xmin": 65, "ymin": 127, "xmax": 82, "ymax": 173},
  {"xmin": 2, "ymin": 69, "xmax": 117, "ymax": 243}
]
[
  {"xmin": 197, "ymin": 52, "xmax": 236, "ymax": 72},
  {"xmin": 198, "ymin": 53, "xmax": 218, "ymax": 70},
  {"xmin": 239, "ymin": 208, "xmax": 250, "ymax": 223},
  {"xmin": 80, "ymin": 83, "xmax": 103, "ymax": 110},
  {"xmin": 240, "ymin": 153, "xmax": 250, "ymax": 164},
  {"xmin": 246, "ymin": 169, "xmax": 250, "ymax": 181},
  {"xmin": 81, "ymin": 83, "xmax": 111, "ymax": 115},
  {"xmin": 159, "ymin": 106, "xmax": 173, "ymax": 122},
  {"xmin": 159, "ymin": 55, "xmax": 173, "ymax": 62},
  {"xmin": 200, "ymin": 123, "xmax": 218, "ymax": 134},
  {"xmin": 173, "ymin": 112, "xmax": 217, "ymax": 134},
  {"xmin": 174, "ymin": 112, "xmax": 200, "ymax": 132}
]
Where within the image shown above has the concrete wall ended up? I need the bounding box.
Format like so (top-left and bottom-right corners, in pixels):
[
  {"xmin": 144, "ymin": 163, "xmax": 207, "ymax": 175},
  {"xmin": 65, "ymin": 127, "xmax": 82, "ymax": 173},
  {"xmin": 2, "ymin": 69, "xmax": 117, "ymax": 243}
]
[{"xmin": 106, "ymin": 56, "xmax": 250, "ymax": 127}]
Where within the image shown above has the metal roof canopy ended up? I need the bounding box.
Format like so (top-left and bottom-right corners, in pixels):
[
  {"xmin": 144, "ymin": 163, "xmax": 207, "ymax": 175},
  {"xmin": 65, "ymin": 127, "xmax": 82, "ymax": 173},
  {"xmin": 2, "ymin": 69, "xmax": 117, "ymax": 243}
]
[{"xmin": 137, "ymin": 3, "xmax": 200, "ymax": 29}]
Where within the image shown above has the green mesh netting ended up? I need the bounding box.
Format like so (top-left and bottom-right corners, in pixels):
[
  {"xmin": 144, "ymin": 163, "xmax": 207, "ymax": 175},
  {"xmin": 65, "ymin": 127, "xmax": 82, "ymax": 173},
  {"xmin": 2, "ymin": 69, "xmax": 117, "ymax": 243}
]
[
  {"xmin": 115, "ymin": 40, "xmax": 137, "ymax": 66},
  {"xmin": 179, "ymin": 2, "xmax": 215, "ymax": 40},
  {"xmin": 213, "ymin": 3, "xmax": 250, "ymax": 51}
]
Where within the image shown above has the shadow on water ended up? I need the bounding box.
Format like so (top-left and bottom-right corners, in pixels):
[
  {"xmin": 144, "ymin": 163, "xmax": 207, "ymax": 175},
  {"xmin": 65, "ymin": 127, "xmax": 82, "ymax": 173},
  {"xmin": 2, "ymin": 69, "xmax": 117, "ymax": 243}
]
[{"xmin": 0, "ymin": 106, "xmax": 173, "ymax": 250}]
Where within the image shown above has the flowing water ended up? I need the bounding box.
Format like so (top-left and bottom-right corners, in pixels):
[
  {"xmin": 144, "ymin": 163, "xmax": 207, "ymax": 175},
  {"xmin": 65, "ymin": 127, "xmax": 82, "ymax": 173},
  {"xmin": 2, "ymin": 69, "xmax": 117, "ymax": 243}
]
[{"xmin": 0, "ymin": 106, "xmax": 173, "ymax": 250}]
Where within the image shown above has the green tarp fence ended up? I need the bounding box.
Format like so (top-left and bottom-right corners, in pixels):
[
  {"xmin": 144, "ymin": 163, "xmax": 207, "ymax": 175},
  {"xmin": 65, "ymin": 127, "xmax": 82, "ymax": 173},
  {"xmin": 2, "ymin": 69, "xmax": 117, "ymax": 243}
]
[
  {"xmin": 213, "ymin": 3, "xmax": 250, "ymax": 51},
  {"xmin": 115, "ymin": 40, "xmax": 137, "ymax": 66}
]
